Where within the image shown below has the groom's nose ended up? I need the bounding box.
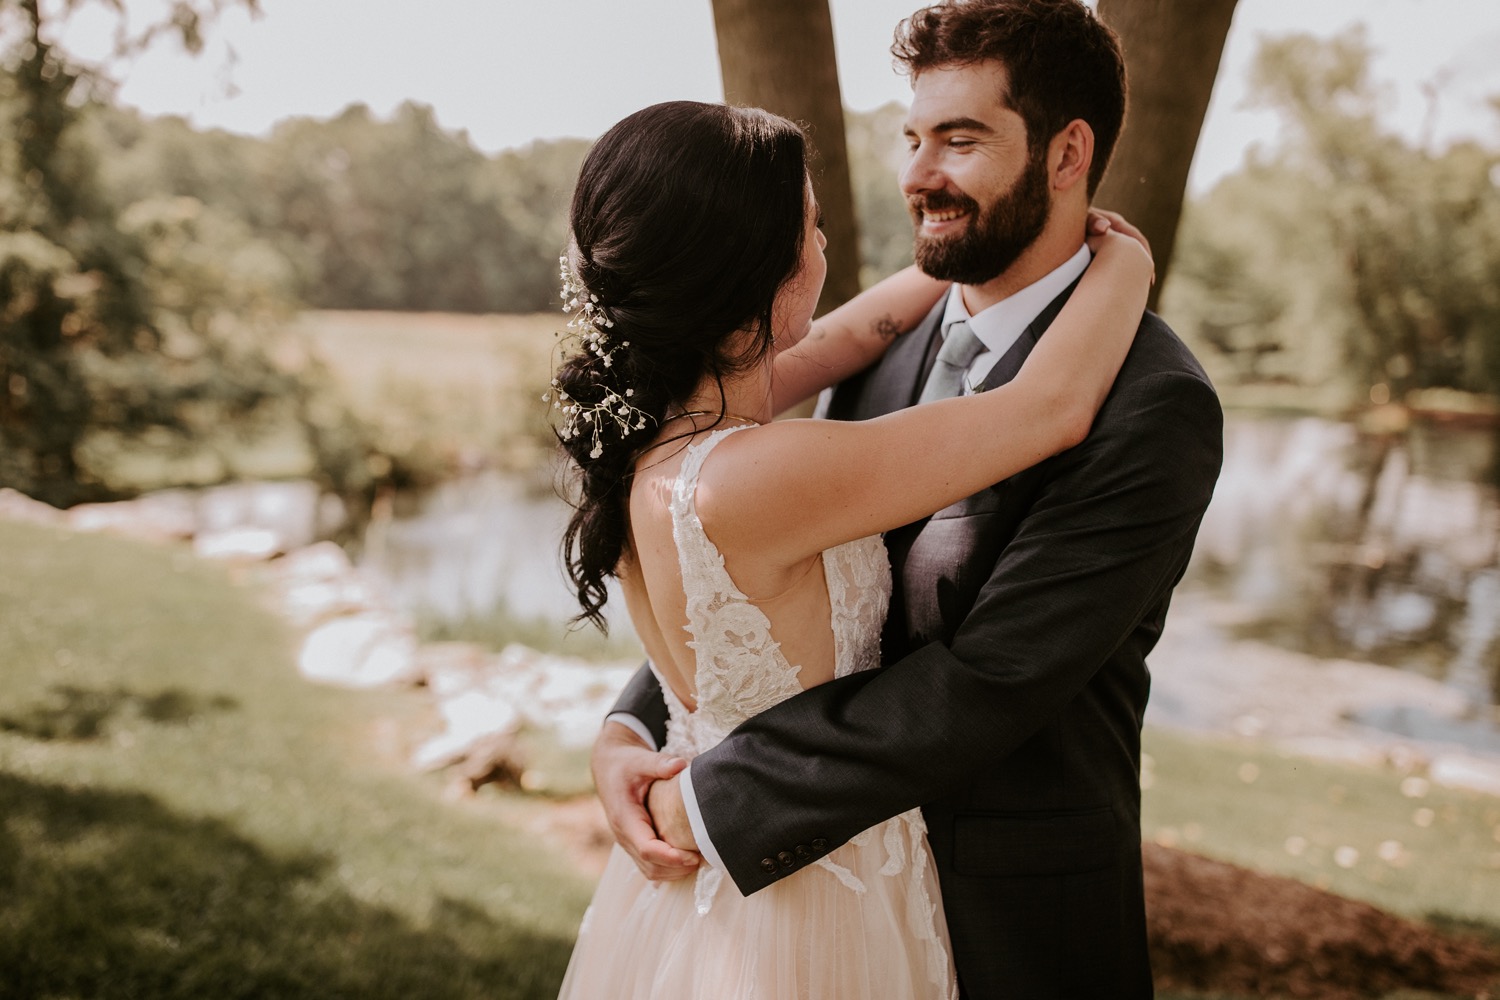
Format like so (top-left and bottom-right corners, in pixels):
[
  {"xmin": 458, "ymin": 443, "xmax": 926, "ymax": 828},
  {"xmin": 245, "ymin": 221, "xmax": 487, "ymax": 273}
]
[{"xmin": 900, "ymin": 145, "xmax": 946, "ymax": 200}]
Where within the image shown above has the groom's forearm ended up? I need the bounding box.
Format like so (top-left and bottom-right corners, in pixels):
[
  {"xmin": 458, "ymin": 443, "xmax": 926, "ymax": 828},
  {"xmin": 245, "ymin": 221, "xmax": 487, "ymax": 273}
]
[
  {"xmin": 690, "ymin": 645, "xmax": 973, "ymax": 892},
  {"xmin": 689, "ymin": 368, "xmax": 1223, "ymax": 895}
]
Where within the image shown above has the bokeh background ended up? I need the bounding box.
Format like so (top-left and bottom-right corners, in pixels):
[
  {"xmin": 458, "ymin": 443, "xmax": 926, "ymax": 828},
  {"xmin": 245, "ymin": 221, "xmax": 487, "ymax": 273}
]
[{"xmin": 2, "ymin": 1, "xmax": 1499, "ymax": 997}]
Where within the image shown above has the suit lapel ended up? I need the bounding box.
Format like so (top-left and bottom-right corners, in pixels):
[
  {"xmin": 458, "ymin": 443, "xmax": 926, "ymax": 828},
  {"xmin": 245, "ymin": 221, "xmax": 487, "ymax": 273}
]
[
  {"xmin": 831, "ymin": 268, "xmax": 1084, "ymax": 417},
  {"xmin": 908, "ymin": 296, "xmax": 949, "ymax": 405}
]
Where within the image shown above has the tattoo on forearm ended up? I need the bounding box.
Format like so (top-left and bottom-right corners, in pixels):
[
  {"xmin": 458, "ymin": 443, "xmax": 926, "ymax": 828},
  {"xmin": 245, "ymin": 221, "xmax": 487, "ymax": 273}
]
[{"xmin": 872, "ymin": 314, "xmax": 902, "ymax": 342}]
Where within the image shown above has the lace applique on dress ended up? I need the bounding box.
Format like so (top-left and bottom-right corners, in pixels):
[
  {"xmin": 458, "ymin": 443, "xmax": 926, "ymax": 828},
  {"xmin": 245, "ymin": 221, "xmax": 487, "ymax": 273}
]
[
  {"xmin": 660, "ymin": 426, "xmax": 891, "ymax": 761},
  {"xmin": 654, "ymin": 429, "xmax": 953, "ymax": 998}
]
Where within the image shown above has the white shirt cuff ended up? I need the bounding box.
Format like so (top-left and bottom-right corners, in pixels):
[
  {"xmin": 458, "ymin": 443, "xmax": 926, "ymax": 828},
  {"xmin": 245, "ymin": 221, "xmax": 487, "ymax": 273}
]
[
  {"xmin": 678, "ymin": 762, "xmax": 728, "ymax": 872},
  {"xmin": 603, "ymin": 712, "xmax": 658, "ymax": 752}
]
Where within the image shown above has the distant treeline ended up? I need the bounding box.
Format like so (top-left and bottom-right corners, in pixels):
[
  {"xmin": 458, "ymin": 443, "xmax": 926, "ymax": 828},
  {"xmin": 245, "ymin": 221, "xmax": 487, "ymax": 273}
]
[
  {"xmin": 92, "ymin": 101, "xmax": 589, "ymax": 313},
  {"xmin": 91, "ymin": 69, "xmax": 1500, "ymax": 402},
  {"xmin": 88, "ymin": 100, "xmax": 918, "ymax": 316}
]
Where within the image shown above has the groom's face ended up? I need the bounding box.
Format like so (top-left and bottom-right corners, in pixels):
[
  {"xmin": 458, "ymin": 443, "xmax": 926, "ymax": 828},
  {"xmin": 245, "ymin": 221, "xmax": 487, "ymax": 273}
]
[{"xmin": 900, "ymin": 61, "xmax": 1051, "ymax": 285}]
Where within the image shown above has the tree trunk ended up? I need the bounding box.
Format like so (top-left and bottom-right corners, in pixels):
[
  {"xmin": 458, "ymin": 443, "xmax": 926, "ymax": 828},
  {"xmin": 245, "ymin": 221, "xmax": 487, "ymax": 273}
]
[
  {"xmin": 1095, "ymin": 0, "xmax": 1239, "ymax": 310},
  {"xmin": 710, "ymin": 0, "xmax": 860, "ymax": 316}
]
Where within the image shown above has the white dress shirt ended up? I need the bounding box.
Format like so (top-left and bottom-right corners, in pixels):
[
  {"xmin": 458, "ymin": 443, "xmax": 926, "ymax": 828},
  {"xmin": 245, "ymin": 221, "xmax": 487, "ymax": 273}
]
[
  {"xmin": 940, "ymin": 242, "xmax": 1091, "ymax": 391},
  {"xmin": 615, "ymin": 242, "xmax": 1095, "ymax": 877}
]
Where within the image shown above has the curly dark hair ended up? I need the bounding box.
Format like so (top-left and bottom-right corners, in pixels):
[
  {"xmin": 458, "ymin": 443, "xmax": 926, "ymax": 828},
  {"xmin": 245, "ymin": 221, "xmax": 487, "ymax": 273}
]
[
  {"xmin": 554, "ymin": 101, "xmax": 811, "ymax": 630},
  {"xmin": 893, "ymin": 0, "xmax": 1127, "ymax": 196}
]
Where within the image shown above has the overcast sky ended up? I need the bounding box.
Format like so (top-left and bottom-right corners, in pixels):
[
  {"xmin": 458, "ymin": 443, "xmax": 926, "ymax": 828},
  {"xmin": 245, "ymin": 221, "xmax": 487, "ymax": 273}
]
[{"xmin": 51, "ymin": 0, "xmax": 1500, "ymax": 192}]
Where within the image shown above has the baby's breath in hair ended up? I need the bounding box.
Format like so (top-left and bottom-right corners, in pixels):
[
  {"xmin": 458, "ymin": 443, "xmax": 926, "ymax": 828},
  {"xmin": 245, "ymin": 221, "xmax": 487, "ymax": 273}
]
[{"xmin": 544, "ymin": 254, "xmax": 652, "ymax": 459}]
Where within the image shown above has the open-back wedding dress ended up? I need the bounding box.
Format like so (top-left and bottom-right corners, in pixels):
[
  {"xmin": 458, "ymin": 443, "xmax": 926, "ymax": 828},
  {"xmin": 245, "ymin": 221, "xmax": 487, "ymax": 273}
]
[{"xmin": 558, "ymin": 427, "xmax": 958, "ymax": 1000}]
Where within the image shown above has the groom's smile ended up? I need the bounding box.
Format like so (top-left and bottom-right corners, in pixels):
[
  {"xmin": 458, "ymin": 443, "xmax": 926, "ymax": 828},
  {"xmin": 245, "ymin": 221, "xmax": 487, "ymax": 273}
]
[
  {"xmin": 910, "ymin": 189, "xmax": 980, "ymax": 236},
  {"xmin": 900, "ymin": 61, "xmax": 1052, "ymax": 287}
]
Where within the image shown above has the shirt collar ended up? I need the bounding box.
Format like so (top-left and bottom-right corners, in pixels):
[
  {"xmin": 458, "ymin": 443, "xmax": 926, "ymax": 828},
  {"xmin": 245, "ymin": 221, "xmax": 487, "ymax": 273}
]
[{"xmin": 939, "ymin": 243, "xmax": 1093, "ymax": 357}]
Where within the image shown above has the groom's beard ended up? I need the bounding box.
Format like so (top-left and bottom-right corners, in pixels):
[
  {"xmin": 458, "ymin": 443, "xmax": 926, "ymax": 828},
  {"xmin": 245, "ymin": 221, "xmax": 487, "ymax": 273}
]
[{"xmin": 909, "ymin": 148, "xmax": 1051, "ymax": 285}]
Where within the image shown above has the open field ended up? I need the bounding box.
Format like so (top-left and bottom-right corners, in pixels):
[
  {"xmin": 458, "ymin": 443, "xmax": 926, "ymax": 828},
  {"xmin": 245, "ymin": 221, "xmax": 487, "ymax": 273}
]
[{"xmin": 294, "ymin": 310, "xmax": 563, "ymax": 481}]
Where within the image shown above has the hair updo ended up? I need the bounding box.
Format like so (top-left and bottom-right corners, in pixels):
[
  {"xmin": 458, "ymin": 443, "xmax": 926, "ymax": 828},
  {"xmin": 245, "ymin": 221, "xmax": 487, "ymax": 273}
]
[{"xmin": 555, "ymin": 101, "xmax": 811, "ymax": 629}]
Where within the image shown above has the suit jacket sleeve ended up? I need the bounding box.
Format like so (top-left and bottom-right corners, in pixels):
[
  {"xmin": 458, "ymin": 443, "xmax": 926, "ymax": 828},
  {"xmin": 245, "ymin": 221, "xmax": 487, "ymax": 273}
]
[
  {"xmin": 688, "ymin": 366, "xmax": 1224, "ymax": 894},
  {"xmin": 609, "ymin": 661, "xmax": 671, "ymax": 750}
]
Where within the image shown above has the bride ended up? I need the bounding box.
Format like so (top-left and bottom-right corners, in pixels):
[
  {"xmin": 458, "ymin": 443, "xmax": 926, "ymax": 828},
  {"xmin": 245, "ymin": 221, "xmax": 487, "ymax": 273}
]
[{"xmin": 550, "ymin": 100, "xmax": 1151, "ymax": 999}]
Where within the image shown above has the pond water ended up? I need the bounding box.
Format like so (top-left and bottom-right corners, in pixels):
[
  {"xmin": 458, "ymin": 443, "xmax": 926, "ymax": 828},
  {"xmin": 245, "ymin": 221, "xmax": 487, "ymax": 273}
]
[
  {"xmin": 360, "ymin": 470, "xmax": 578, "ymax": 623},
  {"xmin": 359, "ymin": 414, "xmax": 1500, "ymax": 707},
  {"xmin": 1191, "ymin": 415, "xmax": 1500, "ymax": 706}
]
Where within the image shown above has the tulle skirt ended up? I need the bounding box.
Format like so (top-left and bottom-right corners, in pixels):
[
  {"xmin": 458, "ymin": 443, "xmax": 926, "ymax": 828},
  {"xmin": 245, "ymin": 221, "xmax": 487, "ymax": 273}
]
[{"xmin": 556, "ymin": 812, "xmax": 957, "ymax": 1000}]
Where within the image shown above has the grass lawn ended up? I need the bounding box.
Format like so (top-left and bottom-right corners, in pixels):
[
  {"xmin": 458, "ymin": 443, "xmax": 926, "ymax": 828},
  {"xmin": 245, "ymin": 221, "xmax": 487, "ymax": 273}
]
[
  {"xmin": 1141, "ymin": 728, "xmax": 1500, "ymax": 937},
  {"xmin": 0, "ymin": 519, "xmax": 593, "ymax": 999}
]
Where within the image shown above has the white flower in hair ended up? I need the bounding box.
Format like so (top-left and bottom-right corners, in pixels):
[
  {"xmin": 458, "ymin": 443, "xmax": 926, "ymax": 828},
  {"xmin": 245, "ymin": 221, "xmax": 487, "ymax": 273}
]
[{"xmin": 544, "ymin": 253, "xmax": 652, "ymax": 458}]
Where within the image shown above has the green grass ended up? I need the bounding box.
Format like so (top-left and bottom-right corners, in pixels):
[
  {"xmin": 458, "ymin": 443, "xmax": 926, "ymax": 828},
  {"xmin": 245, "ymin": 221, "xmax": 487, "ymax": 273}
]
[
  {"xmin": 1143, "ymin": 733, "xmax": 1500, "ymax": 999},
  {"xmin": 1142, "ymin": 728, "xmax": 1500, "ymax": 932},
  {"xmin": 0, "ymin": 519, "xmax": 593, "ymax": 1000}
]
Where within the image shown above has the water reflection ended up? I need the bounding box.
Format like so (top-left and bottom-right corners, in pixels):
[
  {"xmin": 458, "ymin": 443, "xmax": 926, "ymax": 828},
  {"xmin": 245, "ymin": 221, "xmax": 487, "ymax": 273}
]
[
  {"xmin": 360, "ymin": 471, "xmax": 579, "ymax": 623},
  {"xmin": 363, "ymin": 415, "xmax": 1500, "ymax": 707},
  {"xmin": 1190, "ymin": 415, "xmax": 1500, "ymax": 706}
]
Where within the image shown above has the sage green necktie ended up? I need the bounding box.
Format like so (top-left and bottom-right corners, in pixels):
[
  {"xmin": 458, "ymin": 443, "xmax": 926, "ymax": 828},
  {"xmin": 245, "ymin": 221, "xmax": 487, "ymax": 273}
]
[{"xmin": 917, "ymin": 320, "xmax": 986, "ymax": 403}]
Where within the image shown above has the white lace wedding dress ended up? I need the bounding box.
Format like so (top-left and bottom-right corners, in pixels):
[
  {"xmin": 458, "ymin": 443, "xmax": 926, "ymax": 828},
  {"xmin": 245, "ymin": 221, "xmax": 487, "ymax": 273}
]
[{"xmin": 558, "ymin": 427, "xmax": 958, "ymax": 1000}]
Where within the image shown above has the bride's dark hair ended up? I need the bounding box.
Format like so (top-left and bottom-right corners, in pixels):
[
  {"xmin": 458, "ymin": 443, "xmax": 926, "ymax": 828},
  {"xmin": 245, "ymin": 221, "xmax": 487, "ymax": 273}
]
[{"xmin": 555, "ymin": 101, "xmax": 811, "ymax": 629}]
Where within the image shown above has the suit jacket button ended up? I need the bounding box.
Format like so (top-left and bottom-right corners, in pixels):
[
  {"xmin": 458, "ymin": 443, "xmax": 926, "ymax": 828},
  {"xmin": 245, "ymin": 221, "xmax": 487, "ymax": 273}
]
[
  {"xmin": 795, "ymin": 844, "xmax": 812, "ymax": 860},
  {"xmin": 760, "ymin": 857, "xmax": 778, "ymax": 874},
  {"xmin": 777, "ymin": 851, "xmax": 795, "ymax": 868},
  {"xmin": 811, "ymin": 838, "xmax": 828, "ymax": 852}
]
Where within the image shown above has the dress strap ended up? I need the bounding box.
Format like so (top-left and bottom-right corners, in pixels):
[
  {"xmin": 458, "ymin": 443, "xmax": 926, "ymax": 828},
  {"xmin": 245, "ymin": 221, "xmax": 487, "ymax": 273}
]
[
  {"xmin": 667, "ymin": 425, "xmax": 764, "ymax": 618},
  {"xmin": 668, "ymin": 425, "xmax": 754, "ymax": 527},
  {"xmin": 668, "ymin": 423, "xmax": 804, "ymax": 740}
]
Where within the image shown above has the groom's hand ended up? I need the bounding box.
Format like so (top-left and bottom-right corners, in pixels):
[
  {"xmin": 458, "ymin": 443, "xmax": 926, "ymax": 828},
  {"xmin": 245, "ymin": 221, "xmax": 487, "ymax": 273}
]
[{"xmin": 591, "ymin": 721, "xmax": 701, "ymax": 881}]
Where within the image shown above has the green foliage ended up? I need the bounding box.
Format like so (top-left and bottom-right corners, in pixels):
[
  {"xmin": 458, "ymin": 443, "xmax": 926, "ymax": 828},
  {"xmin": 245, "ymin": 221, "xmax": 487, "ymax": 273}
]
[
  {"xmin": 1, "ymin": 1, "xmax": 378, "ymax": 506},
  {"xmin": 260, "ymin": 103, "xmax": 578, "ymax": 312},
  {"xmin": 1162, "ymin": 29, "xmax": 1500, "ymax": 404},
  {"xmin": 0, "ymin": 518, "xmax": 589, "ymax": 999},
  {"xmin": 1162, "ymin": 161, "xmax": 1351, "ymax": 391},
  {"xmin": 87, "ymin": 98, "xmax": 921, "ymax": 316},
  {"xmin": 1, "ymin": 22, "xmax": 150, "ymax": 504},
  {"xmin": 92, "ymin": 99, "xmax": 591, "ymax": 314}
]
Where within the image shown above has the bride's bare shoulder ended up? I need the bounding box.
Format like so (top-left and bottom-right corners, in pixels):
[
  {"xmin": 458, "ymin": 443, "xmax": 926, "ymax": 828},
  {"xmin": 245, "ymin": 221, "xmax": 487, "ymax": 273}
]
[
  {"xmin": 689, "ymin": 423, "xmax": 828, "ymax": 547},
  {"xmin": 692, "ymin": 419, "xmax": 832, "ymax": 489}
]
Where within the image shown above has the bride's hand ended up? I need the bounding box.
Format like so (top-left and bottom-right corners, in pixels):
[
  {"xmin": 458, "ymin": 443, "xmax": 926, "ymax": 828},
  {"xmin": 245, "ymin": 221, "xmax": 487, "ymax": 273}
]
[
  {"xmin": 647, "ymin": 774, "xmax": 701, "ymax": 854},
  {"xmin": 1086, "ymin": 209, "xmax": 1152, "ymax": 287},
  {"xmin": 1086, "ymin": 208, "xmax": 1155, "ymax": 285}
]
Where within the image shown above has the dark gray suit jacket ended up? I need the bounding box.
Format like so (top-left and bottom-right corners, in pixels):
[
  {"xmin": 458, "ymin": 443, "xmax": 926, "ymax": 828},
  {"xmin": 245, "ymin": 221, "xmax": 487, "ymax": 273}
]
[{"xmin": 610, "ymin": 280, "xmax": 1224, "ymax": 999}]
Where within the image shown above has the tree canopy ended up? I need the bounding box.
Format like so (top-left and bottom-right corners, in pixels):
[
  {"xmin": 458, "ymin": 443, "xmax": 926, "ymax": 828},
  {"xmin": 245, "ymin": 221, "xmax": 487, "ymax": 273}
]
[
  {"xmin": 0, "ymin": 0, "xmax": 369, "ymax": 506},
  {"xmin": 1162, "ymin": 28, "xmax": 1500, "ymax": 403}
]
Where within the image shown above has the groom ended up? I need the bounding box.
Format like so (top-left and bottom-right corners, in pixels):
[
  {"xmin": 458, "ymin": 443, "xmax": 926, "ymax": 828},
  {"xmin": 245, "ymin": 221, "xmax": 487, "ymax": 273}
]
[{"xmin": 593, "ymin": 1, "xmax": 1222, "ymax": 996}]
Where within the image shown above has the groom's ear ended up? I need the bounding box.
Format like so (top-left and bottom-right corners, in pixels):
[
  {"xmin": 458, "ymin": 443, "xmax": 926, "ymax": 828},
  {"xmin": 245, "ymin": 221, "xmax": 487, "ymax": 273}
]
[{"xmin": 1048, "ymin": 119, "xmax": 1094, "ymax": 195}]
